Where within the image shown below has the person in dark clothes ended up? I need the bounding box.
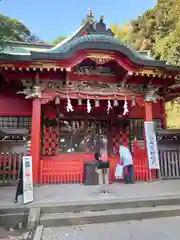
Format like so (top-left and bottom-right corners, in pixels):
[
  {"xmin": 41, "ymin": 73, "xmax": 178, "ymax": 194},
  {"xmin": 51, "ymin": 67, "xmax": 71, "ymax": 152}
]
[
  {"xmin": 14, "ymin": 159, "xmax": 23, "ymax": 203},
  {"xmin": 94, "ymin": 136, "xmax": 110, "ymax": 194}
]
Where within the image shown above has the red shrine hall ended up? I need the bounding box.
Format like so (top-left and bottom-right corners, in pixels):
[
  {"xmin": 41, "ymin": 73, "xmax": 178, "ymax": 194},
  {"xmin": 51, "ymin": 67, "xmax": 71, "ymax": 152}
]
[{"xmin": 1, "ymin": 11, "xmax": 180, "ymax": 185}]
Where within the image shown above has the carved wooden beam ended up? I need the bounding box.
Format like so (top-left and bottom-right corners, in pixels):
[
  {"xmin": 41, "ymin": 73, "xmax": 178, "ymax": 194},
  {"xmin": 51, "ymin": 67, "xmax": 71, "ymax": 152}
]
[
  {"xmin": 41, "ymin": 97, "xmax": 54, "ymax": 104},
  {"xmin": 138, "ymin": 68, "xmax": 177, "ymax": 79},
  {"xmin": 121, "ymin": 71, "xmax": 133, "ymax": 87},
  {"xmin": 87, "ymin": 53, "xmax": 113, "ymax": 65},
  {"xmin": 41, "ymin": 89, "xmax": 144, "ymax": 102},
  {"xmin": 144, "ymin": 89, "xmax": 161, "ymax": 102},
  {"xmin": 0, "ymin": 64, "xmax": 63, "ymax": 72}
]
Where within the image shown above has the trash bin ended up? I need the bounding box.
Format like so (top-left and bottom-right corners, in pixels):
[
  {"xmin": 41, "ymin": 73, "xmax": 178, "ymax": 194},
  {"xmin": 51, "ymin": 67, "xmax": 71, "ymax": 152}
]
[{"xmin": 84, "ymin": 162, "xmax": 98, "ymax": 185}]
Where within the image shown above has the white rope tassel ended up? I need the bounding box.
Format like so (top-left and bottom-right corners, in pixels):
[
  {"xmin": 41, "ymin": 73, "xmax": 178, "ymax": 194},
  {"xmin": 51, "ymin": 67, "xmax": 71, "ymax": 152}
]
[
  {"xmin": 66, "ymin": 97, "xmax": 74, "ymax": 112},
  {"xmin": 87, "ymin": 99, "xmax": 91, "ymax": 113},
  {"xmin": 132, "ymin": 98, "xmax": 136, "ymax": 107},
  {"xmin": 107, "ymin": 100, "xmax": 112, "ymax": 114},
  {"xmin": 123, "ymin": 98, "xmax": 129, "ymax": 115}
]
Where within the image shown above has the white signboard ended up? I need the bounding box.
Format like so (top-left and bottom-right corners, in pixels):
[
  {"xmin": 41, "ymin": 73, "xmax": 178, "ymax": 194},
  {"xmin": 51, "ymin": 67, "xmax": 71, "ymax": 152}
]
[
  {"xmin": 22, "ymin": 156, "xmax": 34, "ymax": 204},
  {"xmin": 144, "ymin": 121, "xmax": 160, "ymax": 169}
]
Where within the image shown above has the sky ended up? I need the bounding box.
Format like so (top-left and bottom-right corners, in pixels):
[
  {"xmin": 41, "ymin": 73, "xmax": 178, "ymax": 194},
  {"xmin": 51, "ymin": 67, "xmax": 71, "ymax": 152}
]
[{"xmin": 0, "ymin": 0, "xmax": 157, "ymax": 42}]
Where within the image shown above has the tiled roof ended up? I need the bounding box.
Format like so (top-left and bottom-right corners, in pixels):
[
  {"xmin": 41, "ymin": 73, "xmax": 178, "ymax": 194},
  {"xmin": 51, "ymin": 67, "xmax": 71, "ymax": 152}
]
[
  {"xmin": 1, "ymin": 34, "xmax": 180, "ymax": 72},
  {"xmin": 48, "ymin": 34, "xmax": 122, "ymax": 53}
]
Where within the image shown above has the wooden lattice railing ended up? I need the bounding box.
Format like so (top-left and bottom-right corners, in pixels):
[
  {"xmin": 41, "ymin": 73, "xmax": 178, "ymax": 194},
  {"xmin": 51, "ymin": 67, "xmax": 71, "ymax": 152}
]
[
  {"xmin": 40, "ymin": 137, "xmax": 155, "ymax": 184},
  {"xmin": 40, "ymin": 159, "xmax": 84, "ymax": 184},
  {"xmin": 40, "ymin": 141, "xmax": 151, "ymax": 184},
  {"xmin": 0, "ymin": 152, "xmax": 23, "ymax": 185},
  {"xmin": 133, "ymin": 140, "xmax": 150, "ymax": 181}
]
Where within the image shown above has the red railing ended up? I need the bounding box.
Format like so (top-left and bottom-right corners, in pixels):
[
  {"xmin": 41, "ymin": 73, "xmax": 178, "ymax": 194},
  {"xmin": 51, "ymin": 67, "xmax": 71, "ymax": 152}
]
[
  {"xmin": 133, "ymin": 140, "xmax": 149, "ymax": 181},
  {"xmin": 40, "ymin": 140, "xmax": 151, "ymax": 184},
  {"xmin": 40, "ymin": 159, "xmax": 84, "ymax": 184}
]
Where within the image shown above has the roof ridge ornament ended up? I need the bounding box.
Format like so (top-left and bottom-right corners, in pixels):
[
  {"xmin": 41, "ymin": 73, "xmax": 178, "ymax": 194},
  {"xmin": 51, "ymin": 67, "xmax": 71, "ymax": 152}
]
[
  {"xmin": 88, "ymin": 9, "xmax": 93, "ymax": 17},
  {"xmin": 86, "ymin": 9, "xmax": 96, "ymax": 24},
  {"xmin": 85, "ymin": 13, "xmax": 114, "ymax": 36}
]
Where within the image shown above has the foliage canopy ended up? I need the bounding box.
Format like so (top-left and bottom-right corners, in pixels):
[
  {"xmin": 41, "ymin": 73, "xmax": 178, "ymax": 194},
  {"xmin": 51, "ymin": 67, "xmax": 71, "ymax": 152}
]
[
  {"xmin": 52, "ymin": 36, "xmax": 66, "ymax": 45},
  {"xmin": 0, "ymin": 14, "xmax": 41, "ymax": 48},
  {"xmin": 111, "ymin": 0, "xmax": 180, "ymax": 65}
]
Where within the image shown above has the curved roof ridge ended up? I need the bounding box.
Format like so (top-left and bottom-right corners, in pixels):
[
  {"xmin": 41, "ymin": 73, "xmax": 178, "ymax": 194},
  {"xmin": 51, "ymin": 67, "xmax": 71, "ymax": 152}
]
[
  {"xmin": 46, "ymin": 19, "xmax": 94, "ymax": 52},
  {"xmin": 2, "ymin": 46, "xmax": 31, "ymax": 55},
  {"xmin": 5, "ymin": 40, "xmax": 53, "ymax": 48},
  {"xmin": 47, "ymin": 34, "xmax": 137, "ymax": 55}
]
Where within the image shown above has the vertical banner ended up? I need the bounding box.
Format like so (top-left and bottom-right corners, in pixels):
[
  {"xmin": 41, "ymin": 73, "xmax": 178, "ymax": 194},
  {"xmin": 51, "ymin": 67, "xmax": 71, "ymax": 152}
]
[
  {"xmin": 144, "ymin": 121, "xmax": 160, "ymax": 169},
  {"xmin": 22, "ymin": 156, "xmax": 34, "ymax": 204}
]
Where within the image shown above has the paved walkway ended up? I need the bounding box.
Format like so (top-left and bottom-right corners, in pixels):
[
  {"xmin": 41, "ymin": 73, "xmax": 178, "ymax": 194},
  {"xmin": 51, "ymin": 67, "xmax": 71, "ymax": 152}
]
[
  {"xmin": 0, "ymin": 227, "xmax": 33, "ymax": 240},
  {"xmin": 1, "ymin": 180, "xmax": 180, "ymax": 207},
  {"xmin": 42, "ymin": 217, "xmax": 180, "ymax": 240}
]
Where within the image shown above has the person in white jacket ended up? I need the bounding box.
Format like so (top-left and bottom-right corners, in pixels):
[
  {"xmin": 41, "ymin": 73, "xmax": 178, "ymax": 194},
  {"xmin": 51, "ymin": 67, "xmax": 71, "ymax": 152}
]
[{"xmin": 119, "ymin": 144, "xmax": 134, "ymax": 184}]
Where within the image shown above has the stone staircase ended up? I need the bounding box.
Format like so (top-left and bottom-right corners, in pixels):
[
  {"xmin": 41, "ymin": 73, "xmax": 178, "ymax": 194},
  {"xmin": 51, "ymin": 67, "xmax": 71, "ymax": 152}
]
[
  {"xmin": 39, "ymin": 197, "xmax": 180, "ymax": 227},
  {"xmin": 0, "ymin": 206, "xmax": 29, "ymax": 229},
  {"xmin": 3, "ymin": 196, "xmax": 180, "ymax": 230}
]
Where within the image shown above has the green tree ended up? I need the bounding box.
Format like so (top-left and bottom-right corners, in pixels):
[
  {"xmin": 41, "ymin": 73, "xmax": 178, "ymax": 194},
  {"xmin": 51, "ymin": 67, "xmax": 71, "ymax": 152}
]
[
  {"xmin": 52, "ymin": 36, "xmax": 66, "ymax": 45},
  {"xmin": 128, "ymin": 0, "xmax": 180, "ymax": 65},
  {"xmin": 110, "ymin": 24, "xmax": 134, "ymax": 45},
  {"xmin": 0, "ymin": 14, "xmax": 39, "ymax": 48}
]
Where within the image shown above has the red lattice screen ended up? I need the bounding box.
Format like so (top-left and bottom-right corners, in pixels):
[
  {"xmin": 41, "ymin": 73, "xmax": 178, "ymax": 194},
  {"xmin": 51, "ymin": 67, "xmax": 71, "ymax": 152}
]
[
  {"xmin": 112, "ymin": 124, "xmax": 130, "ymax": 153},
  {"xmin": 110, "ymin": 122, "xmax": 131, "ymax": 182},
  {"xmin": 110, "ymin": 121, "xmax": 151, "ymax": 182},
  {"xmin": 42, "ymin": 126, "xmax": 59, "ymax": 155}
]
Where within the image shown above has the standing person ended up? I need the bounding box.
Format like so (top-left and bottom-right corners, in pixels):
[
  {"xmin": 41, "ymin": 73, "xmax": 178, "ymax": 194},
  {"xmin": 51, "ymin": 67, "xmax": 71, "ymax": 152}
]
[
  {"xmin": 94, "ymin": 136, "xmax": 110, "ymax": 194},
  {"xmin": 119, "ymin": 143, "xmax": 134, "ymax": 184}
]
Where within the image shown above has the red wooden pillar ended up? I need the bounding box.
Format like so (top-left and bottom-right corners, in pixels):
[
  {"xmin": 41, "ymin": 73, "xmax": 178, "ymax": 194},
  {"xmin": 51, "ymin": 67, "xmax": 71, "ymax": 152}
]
[
  {"xmin": 31, "ymin": 99, "xmax": 41, "ymax": 184},
  {"xmin": 144, "ymin": 101, "xmax": 153, "ymax": 122}
]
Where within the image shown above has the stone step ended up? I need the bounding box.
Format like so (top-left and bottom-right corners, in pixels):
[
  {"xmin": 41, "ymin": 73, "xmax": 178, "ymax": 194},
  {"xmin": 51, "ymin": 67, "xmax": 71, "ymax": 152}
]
[
  {"xmin": 41, "ymin": 196, "xmax": 180, "ymax": 214},
  {"xmin": 0, "ymin": 207, "xmax": 29, "ymax": 214},
  {"xmin": 0, "ymin": 206, "xmax": 29, "ymax": 229},
  {"xmin": 40, "ymin": 205, "xmax": 180, "ymax": 227}
]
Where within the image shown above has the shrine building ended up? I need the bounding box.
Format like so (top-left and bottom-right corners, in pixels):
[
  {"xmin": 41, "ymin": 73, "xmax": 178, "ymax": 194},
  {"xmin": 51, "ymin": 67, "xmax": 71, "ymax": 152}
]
[{"xmin": 1, "ymin": 11, "xmax": 180, "ymax": 185}]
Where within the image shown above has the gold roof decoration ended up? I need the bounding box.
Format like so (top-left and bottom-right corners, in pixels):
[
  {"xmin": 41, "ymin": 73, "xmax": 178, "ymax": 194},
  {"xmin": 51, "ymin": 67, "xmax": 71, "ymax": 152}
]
[{"xmin": 88, "ymin": 53, "xmax": 113, "ymax": 65}]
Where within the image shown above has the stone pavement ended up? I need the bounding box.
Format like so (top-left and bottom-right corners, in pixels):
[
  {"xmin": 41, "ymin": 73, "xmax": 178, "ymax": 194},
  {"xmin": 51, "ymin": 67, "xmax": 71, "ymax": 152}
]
[
  {"xmin": 42, "ymin": 217, "xmax": 180, "ymax": 240},
  {"xmin": 1, "ymin": 180, "xmax": 180, "ymax": 207},
  {"xmin": 0, "ymin": 227, "xmax": 34, "ymax": 240}
]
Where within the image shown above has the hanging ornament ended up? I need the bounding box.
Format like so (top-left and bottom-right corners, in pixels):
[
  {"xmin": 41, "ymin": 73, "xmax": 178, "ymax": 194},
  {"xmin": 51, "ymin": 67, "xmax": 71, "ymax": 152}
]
[
  {"xmin": 95, "ymin": 99, "xmax": 100, "ymax": 107},
  {"xmin": 72, "ymin": 121, "xmax": 76, "ymax": 132},
  {"xmin": 55, "ymin": 96, "xmax": 60, "ymax": 105},
  {"xmin": 107, "ymin": 100, "xmax": 112, "ymax": 114},
  {"xmin": 123, "ymin": 98, "xmax": 129, "ymax": 115},
  {"xmin": 78, "ymin": 99, "xmax": 82, "ymax": 105},
  {"xmin": 132, "ymin": 97, "xmax": 136, "ymax": 107},
  {"xmin": 87, "ymin": 99, "xmax": 92, "ymax": 113},
  {"xmin": 66, "ymin": 97, "xmax": 74, "ymax": 112},
  {"xmin": 113, "ymin": 100, "xmax": 118, "ymax": 106}
]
